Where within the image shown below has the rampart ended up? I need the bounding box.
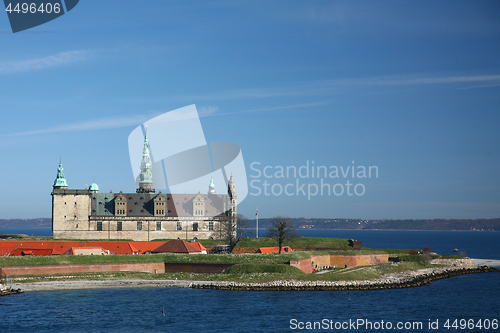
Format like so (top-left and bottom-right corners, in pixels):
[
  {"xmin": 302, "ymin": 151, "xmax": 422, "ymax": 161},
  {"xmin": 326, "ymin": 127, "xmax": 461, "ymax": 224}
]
[
  {"xmin": 0, "ymin": 263, "xmax": 165, "ymax": 276},
  {"xmin": 290, "ymin": 254, "xmax": 389, "ymax": 273},
  {"xmin": 164, "ymin": 262, "xmax": 235, "ymax": 273}
]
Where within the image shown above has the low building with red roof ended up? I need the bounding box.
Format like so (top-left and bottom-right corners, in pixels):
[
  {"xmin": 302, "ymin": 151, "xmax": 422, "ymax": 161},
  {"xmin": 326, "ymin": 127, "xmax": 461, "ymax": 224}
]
[
  {"xmin": 257, "ymin": 246, "xmax": 293, "ymax": 254},
  {"xmin": 151, "ymin": 240, "xmax": 203, "ymax": 254}
]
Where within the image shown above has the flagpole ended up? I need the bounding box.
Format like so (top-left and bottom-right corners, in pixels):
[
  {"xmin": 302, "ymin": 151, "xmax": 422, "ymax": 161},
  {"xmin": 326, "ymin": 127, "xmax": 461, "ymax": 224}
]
[{"xmin": 256, "ymin": 207, "xmax": 259, "ymax": 238}]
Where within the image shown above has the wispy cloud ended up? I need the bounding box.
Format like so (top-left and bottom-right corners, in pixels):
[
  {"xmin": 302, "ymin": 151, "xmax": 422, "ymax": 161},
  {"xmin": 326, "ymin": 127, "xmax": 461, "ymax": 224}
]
[
  {"xmin": 204, "ymin": 102, "xmax": 328, "ymax": 117},
  {"xmin": 347, "ymin": 75, "xmax": 500, "ymax": 86},
  {"xmin": 1, "ymin": 111, "xmax": 163, "ymax": 137},
  {"xmin": 169, "ymin": 74, "xmax": 500, "ymax": 102},
  {"xmin": 1, "ymin": 102, "xmax": 327, "ymax": 137},
  {"xmin": 0, "ymin": 50, "xmax": 95, "ymax": 75}
]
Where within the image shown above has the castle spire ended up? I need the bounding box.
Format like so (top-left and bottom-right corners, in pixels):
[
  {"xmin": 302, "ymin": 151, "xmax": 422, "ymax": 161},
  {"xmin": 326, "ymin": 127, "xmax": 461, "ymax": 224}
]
[
  {"xmin": 53, "ymin": 158, "xmax": 68, "ymax": 189},
  {"xmin": 137, "ymin": 126, "xmax": 155, "ymax": 193},
  {"xmin": 228, "ymin": 174, "xmax": 236, "ymax": 197},
  {"xmin": 208, "ymin": 177, "xmax": 215, "ymax": 194}
]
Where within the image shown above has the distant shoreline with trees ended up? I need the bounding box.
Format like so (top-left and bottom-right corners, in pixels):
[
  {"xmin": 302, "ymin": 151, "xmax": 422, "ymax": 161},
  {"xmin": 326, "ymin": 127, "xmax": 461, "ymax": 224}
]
[{"xmin": 0, "ymin": 217, "xmax": 499, "ymax": 232}]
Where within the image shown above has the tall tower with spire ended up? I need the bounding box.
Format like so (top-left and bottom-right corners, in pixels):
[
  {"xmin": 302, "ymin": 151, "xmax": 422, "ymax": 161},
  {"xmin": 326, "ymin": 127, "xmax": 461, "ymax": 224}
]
[
  {"xmin": 228, "ymin": 174, "xmax": 237, "ymax": 217},
  {"xmin": 137, "ymin": 128, "xmax": 155, "ymax": 194},
  {"xmin": 208, "ymin": 178, "xmax": 215, "ymax": 194},
  {"xmin": 53, "ymin": 159, "xmax": 68, "ymax": 189}
]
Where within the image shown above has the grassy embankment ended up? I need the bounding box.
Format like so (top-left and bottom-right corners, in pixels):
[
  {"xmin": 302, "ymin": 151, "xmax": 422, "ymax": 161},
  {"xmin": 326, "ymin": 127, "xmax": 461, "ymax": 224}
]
[{"xmin": 0, "ymin": 237, "xmax": 441, "ymax": 283}]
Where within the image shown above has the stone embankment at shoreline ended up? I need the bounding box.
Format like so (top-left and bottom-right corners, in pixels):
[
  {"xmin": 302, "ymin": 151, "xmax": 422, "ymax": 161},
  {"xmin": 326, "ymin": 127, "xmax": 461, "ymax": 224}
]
[
  {"xmin": 0, "ymin": 283, "xmax": 22, "ymax": 296},
  {"xmin": 5, "ymin": 259, "xmax": 498, "ymax": 293},
  {"xmin": 431, "ymin": 258, "xmax": 476, "ymax": 268},
  {"xmin": 190, "ymin": 263, "xmax": 498, "ymax": 291}
]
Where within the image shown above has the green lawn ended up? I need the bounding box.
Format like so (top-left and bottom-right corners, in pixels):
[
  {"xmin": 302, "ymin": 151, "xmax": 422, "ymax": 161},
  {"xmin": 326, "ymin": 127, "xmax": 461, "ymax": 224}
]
[
  {"xmin": 0, "ymin": 236, "xmax": 445, "ymax": 284},
  {"xmin": 8, "ymin": 261, "xmax": 436, "ymax": 284}
]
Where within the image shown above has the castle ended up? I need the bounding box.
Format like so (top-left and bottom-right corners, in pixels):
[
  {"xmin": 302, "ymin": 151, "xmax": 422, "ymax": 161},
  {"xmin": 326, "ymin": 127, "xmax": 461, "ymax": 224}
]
[{"xmin": 51, "ymin": 132, "xmax": 237, "ymax": 241}]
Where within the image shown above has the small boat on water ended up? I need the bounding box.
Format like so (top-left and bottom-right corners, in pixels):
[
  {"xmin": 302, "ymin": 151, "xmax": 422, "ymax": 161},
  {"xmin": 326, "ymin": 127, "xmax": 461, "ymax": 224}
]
[{"xmin": 452, "ymin": 248, "xmax": 459, "ymax": 252}]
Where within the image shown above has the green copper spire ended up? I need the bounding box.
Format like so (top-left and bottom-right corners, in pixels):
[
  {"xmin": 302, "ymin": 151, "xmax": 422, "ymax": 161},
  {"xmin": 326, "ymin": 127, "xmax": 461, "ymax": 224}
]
[
  {"xmin": 140, "ymin": 131, "xmax": 153, "ymax": 183},
  {"xmin": 137, "ymin": 127, "xmax": 155, "ymax": 193},
  {"xmin": 53, "ymin": 159, "xmax": 68, "ymax": 188},
  {"xmin": 208, "ymin": 178, "xmax": 215, "ymax": 194}
]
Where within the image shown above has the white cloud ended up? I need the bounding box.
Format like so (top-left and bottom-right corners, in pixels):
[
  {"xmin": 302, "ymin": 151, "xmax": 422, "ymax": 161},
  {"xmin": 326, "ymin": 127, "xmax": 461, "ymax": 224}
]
[
  {"xmin": 1, "ymin": 111, "xmax": 163, "ymax": 137},
  {"xmin": 171, "ymin": 74, "xmax": 500, "ymax": 101},
  {"xmin": 0, "ymin": 50, "xmax": 95, "ymax": 75},
  {"xmin": 1, "ymin": 102, "xmax": 327, "ymax": 138}
]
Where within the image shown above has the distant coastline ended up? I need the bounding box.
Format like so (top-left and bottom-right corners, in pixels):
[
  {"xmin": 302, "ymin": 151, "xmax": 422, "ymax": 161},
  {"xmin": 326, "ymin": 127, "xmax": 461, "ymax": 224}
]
[{"xmin": 1, "ymin": 217, "xmax": 499, "ymax": 232}]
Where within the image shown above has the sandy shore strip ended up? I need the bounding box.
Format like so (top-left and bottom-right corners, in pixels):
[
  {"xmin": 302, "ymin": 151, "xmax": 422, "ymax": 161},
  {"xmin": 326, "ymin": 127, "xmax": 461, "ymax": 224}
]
[
  {"xmin": 472, "ymin": 259, "xmax": 500, "ymax": 267},
  {"xmin": 12, "ymin": 279, "xmax": 228, "ymax": 292}
]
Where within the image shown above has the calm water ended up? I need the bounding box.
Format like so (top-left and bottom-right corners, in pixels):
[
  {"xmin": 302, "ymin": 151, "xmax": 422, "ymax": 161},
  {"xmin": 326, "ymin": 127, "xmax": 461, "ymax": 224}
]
[
  {"xmin": 1, "ymin": 230, "xmax": 499, "ymax": 332},
  {"xmin": 1, "ymin": 228, "xmax": 52, "ymax": 237}
]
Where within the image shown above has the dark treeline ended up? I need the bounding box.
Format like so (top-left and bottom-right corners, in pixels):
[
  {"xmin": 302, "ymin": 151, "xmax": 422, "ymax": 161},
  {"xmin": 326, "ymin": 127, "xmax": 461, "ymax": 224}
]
[
  {"xmin": 251, "ymin": 218, "xmax": 500, "ymax": 231},
  {"xmin": 1, "ymin": 217, "xmax": 499, "ymax": 231},
  {"xmin": 0, "ymin": 218, "xmax": 51, "ymax": 228}
]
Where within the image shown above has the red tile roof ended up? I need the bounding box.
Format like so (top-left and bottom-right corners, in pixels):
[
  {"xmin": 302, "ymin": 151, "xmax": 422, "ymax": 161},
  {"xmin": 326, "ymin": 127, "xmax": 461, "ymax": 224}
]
[
  {"xmin": 151, "ymin": 240, "xmax": 202, "ymax": 253},
  {"xmin": 257, "ymin": 246, "xmax": 293, "ymax": 254},
  {"xmin": 189, "ymin": 241, "xmax": 207, "ymax": 252},
  {"xmin": 0, "ymin": 240, "xmax": 211, "ymax": 256},
  {"xmin": 0, "ymin": 240, "xmax": 165, "ymax": 256}
]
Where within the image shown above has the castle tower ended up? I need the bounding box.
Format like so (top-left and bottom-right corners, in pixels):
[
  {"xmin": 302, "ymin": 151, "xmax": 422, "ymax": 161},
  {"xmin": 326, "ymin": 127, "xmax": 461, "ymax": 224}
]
[
  {"xmin": 137, "ymin": 129, "xmax": 155, "ymax": 193},
  {"xmin": 208, "ymin": 178, "xmax": 215, "ymax": 194},
  {"xmin": 53, "ymin": 159, "xmax": 68, "ymax": 189},
  {"xmin": 228, "ymin": 174, "xmax": 237, "ymax": 217},
  {"xmin": 89, "ymin": 182, "xmax": 99, "ymax": 194},
  {"xmin": 52, "ymin": 159, "xmax": 92, "ymax": 239}
]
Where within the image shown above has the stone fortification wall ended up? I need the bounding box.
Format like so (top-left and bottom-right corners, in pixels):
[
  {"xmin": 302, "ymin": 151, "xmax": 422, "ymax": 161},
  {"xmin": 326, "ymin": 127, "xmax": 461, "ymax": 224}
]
[
  {"xmin": 164, "ymin": 263, "xmax": 235, "ymax": 273},
  {"xmin": 0, "ymin": 263, "xmax": 165, "ymax": 276}
]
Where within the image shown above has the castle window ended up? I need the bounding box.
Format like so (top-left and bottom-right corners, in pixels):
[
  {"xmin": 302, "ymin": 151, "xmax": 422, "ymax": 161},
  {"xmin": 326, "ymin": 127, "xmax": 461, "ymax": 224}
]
[
  {"xmin": 193, "ymin": 222, "xmax": 198, "ymax": 231},
  {"xmin": 97, "ymin": 222, "xmax": 102, "ymax": 231},
  {"xmin": 117, "ymin": 221, "xmax": 122, "ymax": 231},
  {"xmin": 176, "ymin": 221, "xmax": 182, "ymax": 230},
  {"xmin": 209, "ymin": 221, "xmax": 214, "ymax": 231},
  {"xmin": 137, "ymin": 221, "xmax": 142, "ymax": 231},
  {"xmin": 156, "ymin": 222, "xmax": 161, "ymax": 231}
]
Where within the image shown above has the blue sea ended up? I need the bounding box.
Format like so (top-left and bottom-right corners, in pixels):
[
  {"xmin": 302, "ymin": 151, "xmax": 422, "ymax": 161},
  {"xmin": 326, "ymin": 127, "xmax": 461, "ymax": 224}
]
[{"xmin": 1, "ymin": 229, "xmax": 499, "ymax": 332}]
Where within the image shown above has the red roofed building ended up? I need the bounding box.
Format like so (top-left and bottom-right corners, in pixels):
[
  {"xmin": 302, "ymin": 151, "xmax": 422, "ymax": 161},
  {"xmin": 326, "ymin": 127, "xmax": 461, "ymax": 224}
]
[
  {"xmin": 151, "ymin": 240, "xmax": 203, "ymax": 254},
  {"xmin": 257, "ymin": 246, "xmax": 293, "ymax": 254},
  {"xmin": 63, "ymin": 247, "xmax": 107, "ymax": 256}
]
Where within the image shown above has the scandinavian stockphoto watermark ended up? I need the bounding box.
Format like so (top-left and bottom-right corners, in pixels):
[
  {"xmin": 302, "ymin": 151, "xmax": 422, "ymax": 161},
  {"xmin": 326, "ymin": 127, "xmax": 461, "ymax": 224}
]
[{"xmin": 249, "ymin": 160, "xmax": 378, "ymax": 200}]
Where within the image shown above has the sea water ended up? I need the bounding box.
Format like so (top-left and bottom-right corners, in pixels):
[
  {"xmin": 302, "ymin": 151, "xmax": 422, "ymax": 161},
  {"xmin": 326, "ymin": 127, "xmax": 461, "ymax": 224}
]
[{"xmin": 1, "ymin": 230, "xmax": 499, "ymax": 332}]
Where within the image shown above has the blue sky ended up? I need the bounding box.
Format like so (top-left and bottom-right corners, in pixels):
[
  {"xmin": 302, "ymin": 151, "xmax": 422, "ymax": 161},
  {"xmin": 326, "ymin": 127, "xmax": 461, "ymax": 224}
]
[{"xmin": 1, "ymin": 1, "xmax": 499, "ymax": 220}]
